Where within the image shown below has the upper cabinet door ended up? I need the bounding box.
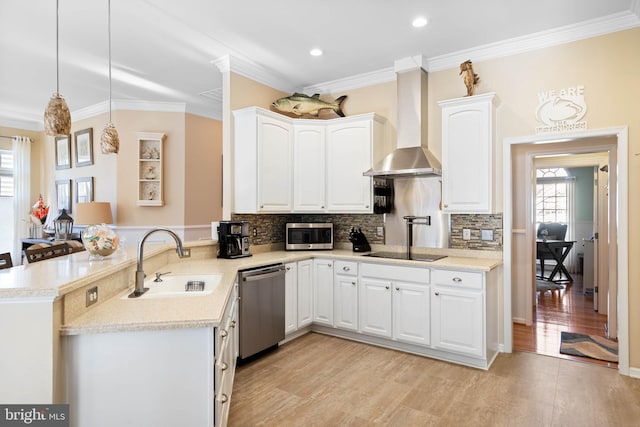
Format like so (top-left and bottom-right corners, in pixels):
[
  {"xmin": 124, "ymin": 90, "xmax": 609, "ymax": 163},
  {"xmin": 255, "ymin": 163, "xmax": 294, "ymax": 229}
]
[
  {"xmin": 326, "ymin": 120, "xmax": 373, "ymax": 213},
  {"xmin": 439, "ymin": 93, "xmax": 497, "ymax": 214},
  {"xmin": 293, "ymin": 125, "xmax": 326, "ymax": 212},
  {"xmin": 257, "ymin": 115, "xmax": 293, "ymax": 212}
]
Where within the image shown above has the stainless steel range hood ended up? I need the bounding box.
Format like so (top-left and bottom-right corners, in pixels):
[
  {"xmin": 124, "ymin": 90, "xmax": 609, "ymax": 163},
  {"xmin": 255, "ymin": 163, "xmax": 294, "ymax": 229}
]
[{"xmin": 364, "ymin": 57, "xmax": 441, "ymax": 177}]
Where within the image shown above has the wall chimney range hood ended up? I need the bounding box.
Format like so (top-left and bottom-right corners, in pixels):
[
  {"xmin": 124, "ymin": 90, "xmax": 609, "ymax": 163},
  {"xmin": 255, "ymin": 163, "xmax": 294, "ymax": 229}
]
[{"xmin": 364, "ymin": 56, "xmax": 441, "ymax": 178}]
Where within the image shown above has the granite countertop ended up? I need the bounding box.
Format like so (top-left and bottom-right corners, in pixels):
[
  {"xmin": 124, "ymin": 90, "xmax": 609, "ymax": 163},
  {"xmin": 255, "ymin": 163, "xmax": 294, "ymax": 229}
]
[{"xmin": 1, "ymin": 243, "xmax": 502, "ymax": 336}]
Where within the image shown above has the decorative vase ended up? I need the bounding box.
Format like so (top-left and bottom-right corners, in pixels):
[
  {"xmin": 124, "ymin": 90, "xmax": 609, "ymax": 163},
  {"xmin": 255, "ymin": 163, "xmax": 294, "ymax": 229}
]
[{"xmin": 81, "ymin": 224, "xmax": 119, "ymax": 260}]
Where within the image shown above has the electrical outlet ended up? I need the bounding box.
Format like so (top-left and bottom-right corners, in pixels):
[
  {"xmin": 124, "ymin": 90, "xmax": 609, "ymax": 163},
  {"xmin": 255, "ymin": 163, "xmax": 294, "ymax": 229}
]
[
  {"xmin": 462, "ymin": 228, "xmax": 471, "ymax": 240},
  {"xmin": 86, "ymin": 286, "xmax": 98, "ymax": 307},
  {"xmin": 481, "ymin": 229, "xmax": 494, "ymax": 241},
  {"xmin": 376, "ymin": 226, "xmax": 384, "ymax": 237},
  {"xmin": 253, "ymin": 227, "xmax": 258, "ymax": 237}
]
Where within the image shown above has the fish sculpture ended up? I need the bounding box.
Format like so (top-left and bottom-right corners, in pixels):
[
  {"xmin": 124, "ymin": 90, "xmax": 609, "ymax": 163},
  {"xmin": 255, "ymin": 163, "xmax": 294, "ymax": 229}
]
[
  {"xmin": 272, "ymin": 93, "xmax": 347, "ymax": 117},
  {"xmin": 459, "ymin": 60, "xmax": 480, "ymax": 96}
]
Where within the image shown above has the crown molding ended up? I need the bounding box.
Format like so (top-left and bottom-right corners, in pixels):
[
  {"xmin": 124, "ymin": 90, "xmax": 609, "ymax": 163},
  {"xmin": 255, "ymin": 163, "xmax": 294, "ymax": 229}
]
[
  {"xmin": 301, "ymin": 10, "xmax": 640, "ymax": 94},
  {"xmin": 71, "ymin": 100, "xmax": 187, "ymax": 122},
  {"xmin": 212, "ymin": 54, "xmax": 297, "ymax": 94},
  {"xmin": 0, "ymin": 116, "xmax": 43, "ymax": 132},
  {"xmin": 426, "ymin": 10, "xmax": 640, "ymax": 72}
]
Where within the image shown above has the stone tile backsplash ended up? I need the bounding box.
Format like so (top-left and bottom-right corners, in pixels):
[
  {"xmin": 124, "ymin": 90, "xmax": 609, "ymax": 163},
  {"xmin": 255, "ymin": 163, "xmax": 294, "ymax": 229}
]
[
  {"xmin": 231, "ymin": 212, "xmax": 502, "ymax": 251},
  {"xmin": 230, "ymin": 213, "xmax": 385, "ymax": 246},
  {"xmin": 450, "ymin": 213, "xmax": 503, "ymax": 251}
]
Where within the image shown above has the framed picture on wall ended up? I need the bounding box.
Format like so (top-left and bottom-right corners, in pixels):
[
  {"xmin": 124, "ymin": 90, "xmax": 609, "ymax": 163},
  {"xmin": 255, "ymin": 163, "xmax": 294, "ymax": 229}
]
[
  {"xmin": 74, "ymin": 128, "xmax": 93, "ymax": 167},
  {"xmin": 55, "ymin": 136, "xmax": 71, "ymax": 170},
  {"xmin": 56, "ymin": 179, "xmax": 71, "ymax": 213},
  {"xmin": 75, "ymin": 177, "xmax": 94, "ymax": 203}
]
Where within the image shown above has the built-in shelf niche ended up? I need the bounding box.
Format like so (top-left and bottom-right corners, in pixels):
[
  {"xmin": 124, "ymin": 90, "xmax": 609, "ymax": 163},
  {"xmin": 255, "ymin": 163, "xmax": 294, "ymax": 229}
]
[{"xmin": 137, "ymin": 132, "xmax": 165, "ymax": 206}]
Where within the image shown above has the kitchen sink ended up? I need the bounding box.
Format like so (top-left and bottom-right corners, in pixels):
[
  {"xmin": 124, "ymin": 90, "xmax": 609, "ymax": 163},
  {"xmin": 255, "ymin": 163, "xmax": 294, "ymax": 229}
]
[
  {"xmin": 122, "ymin": 274, "xmax": 223, "ymax": 299},
  {"xmin": 363, "ymin": 251, "xmax": 447, "ymax": 262}
]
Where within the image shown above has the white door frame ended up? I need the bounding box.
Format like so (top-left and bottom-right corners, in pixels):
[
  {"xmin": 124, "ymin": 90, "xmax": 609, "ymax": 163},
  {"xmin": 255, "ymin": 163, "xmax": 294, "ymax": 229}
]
[{"xmin": 503, "ymin": 126, "xmax": 629, "ymax": 375}]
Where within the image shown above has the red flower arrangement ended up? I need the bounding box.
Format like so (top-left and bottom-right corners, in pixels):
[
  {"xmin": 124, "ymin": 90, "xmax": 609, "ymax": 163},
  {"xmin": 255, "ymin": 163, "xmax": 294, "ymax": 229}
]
[{"xmin": 32, "ymin": 195, "xmax": 49, "ymax": 225}]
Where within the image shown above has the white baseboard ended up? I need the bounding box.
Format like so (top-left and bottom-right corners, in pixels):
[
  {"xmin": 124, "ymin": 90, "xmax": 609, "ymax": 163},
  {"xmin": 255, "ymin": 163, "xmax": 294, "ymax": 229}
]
[{"xmin": 628, "ymin": 366, "xmax": 640, "ymax": 379}]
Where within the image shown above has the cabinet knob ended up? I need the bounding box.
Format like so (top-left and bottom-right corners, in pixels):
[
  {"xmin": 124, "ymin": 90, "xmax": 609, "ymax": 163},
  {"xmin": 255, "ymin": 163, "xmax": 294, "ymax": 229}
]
[
  {"xmin": 321, "ymin": 206, "xmax": 325, "ymax": 209},
  {"xmin": 220, "ymin": 361, "xmax": 228, "ymax": 371},
  {"xmin": 286, "ymin": 267, "xmax": 291, "ymax": 271},
  {"xmin": 365, "ymin": 205, "xmax": 370, "ymax": 209},
  {"xmin": 435, "ymin": 292, "xmax": 440, "ymax": 296},
  {"xmin": 444, "ymin": 204, "xmax": 449, "ymax": 208},
  {"xmin": 453, "ymin": 277, "xmax": 462, "ymax": 283},
  {"xmin": 220, "ymin": 329, "xmax": 228, "ymax": 338},
  {"xmin": 385, "ymin": 285, "xmax": 389, "ymax": 290},
  {"xmin": 396, "ymin": 287, "xmax": 400, "ymax": 291},
  {"xmin": 230, "ymin": 320, "xmax": 237, "ymax": 328},
  {"xmin": 220, "ymin": 393, "xmax": 228, "ymax": 404},
  {"xmin": 352, "ymin": 281, "xmax": 356, "ymax": 286},
  {"xmin": 343, "ymin": 266, "xmax": 350, "ymax": 271}
]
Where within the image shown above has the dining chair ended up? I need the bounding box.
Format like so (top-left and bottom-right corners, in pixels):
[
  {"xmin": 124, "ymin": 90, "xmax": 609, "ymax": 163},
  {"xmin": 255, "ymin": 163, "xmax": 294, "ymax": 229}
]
[
  {"xmin": 0, "ymin": 252, "xmax": 12, "ymax": 269},
  {"xmin": 25, "ymin": 242, "xmax": 70, "ymax": 263}
]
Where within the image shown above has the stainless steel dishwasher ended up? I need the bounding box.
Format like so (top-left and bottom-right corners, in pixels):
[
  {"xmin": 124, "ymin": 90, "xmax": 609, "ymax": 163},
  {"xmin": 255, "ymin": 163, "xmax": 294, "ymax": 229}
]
[{"xmin": 238, "ymin": 263, "xmax": 286, "ymax": 360}]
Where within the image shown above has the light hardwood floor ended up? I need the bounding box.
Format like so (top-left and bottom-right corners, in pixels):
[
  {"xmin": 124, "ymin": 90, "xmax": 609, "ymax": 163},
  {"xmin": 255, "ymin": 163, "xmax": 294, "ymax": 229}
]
[{"xmin": 229, "ymin": 332, "xmax": 640, "ymax": 426}]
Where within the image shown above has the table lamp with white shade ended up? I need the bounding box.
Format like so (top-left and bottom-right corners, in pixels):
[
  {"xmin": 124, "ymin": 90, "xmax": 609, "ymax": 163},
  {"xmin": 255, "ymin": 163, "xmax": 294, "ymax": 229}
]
[{"xmin": 75, "ymin": 202, "xmax": 119, "ymax": 260}]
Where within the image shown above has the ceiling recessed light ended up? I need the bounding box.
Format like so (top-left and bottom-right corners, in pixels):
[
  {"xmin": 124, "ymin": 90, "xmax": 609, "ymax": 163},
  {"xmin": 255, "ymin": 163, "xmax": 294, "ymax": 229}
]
[
  {"xmin": 309, "ymin": 48, "xmax": 323, "ymax": 57},
  {"xmin": 412, "ymin": 16, "xmax": 428, "ymax": 28}
]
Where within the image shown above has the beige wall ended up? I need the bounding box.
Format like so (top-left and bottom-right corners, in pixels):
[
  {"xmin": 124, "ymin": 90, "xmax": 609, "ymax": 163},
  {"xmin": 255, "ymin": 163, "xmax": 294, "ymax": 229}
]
[
  {"xmin": 230, "ymin": 73, "xmax": 288, "ymax": 111},
  {"xmin": 425, "ymin": 28, "xmax": 639, "ymax": 365},
  {"xmin": 185, "ymin": 113, "xmax": 222, "ymax": 224}
]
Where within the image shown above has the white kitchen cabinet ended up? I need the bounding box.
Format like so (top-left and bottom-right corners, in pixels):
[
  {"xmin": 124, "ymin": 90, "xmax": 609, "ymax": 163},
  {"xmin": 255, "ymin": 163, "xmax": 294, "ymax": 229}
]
[
  {"xmin": 359, "ymin": 263, "xmax": 429, "ymax": 342},
  {"xmin": 430, "ymin": 270, "xmax": 484, "ymax": 358},
  {"xmin": 439, "ymin": 92, "xmax": 497, "ymax": 214},
  {"xmin": 233, "ymin": 107, "xmax": 293, "ymax": 213},
  {"xmin": 297, "ymin": 259, "xmax": 313, "ymax": 328},
  {"xmin": 293, "ymin": 125, "xmax": 326, "ymax": 211},
  {"xmin": 64, "ymin": 286, "xmax": 239, "ymax": 427},
  {"xmin": 393, "ymin": 282, "xmax": 430, "ymax": 346},
  {"xmin": 233, "ymin": 107, "xmax": 386, "ymax": 214},
  {"xmin": 284, "ymin": 262, "xmax": 298, "ymax": 335},
  {"xmin": 359, "ymin": 277, "xmax": 392, "ymax": 338},
  {"xmin": 333, "ymin": 261, "xmax": 358, "ymax": 331},
  {"xmin": 326, "ymin": 118, "xmax": 375, "ymax": 212},
  {"xmin": 313, "ymin": 259, "xmax": 334, "ymax": 326}
]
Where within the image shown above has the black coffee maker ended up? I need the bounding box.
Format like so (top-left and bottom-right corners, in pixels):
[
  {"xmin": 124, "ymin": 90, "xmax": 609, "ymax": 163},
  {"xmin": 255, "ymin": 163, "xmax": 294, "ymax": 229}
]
[{"xmin": 217, "ymin": 221, "xmax": 252, "ymax": 259}]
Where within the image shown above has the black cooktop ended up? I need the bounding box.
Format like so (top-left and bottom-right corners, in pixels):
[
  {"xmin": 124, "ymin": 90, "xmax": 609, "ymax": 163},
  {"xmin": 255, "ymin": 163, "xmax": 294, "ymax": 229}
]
[{"xmin": 363, "ymin": 251, "xmax": 447, "ymax": 262}]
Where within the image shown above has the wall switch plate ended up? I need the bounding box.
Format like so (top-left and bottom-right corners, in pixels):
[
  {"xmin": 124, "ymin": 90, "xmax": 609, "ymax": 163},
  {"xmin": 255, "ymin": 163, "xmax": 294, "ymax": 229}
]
[
  {"xmin": 376, "ymin": 226, "xmax": 384, "ymax": 237},
  {"xmin": 462, "ymin": 228, "xmax": 471, "ymax": 240},
  {"xmin": 481, "ymin": 229, "xmax": 494, "ymax": 241},
  {"xmin": 86, "ymin": 286, "xmax": 98, "ymax": 307}
]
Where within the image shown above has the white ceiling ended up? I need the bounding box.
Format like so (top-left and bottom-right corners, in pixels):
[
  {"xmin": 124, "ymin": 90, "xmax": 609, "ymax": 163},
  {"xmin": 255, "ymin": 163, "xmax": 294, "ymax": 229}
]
[{"xmin": 1, "ymin": 0, "xmax": 638, "ymax": 130}]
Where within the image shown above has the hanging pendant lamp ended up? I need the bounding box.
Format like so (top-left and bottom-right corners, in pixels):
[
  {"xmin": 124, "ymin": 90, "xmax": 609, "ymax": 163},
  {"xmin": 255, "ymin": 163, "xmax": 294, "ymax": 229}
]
[
  {"xmin": 44, "ymin": 0, "xmax": 71, "ymax": 137},
  {"xmin": 101, "ymin": 0, "xmax": 119, "ymax": 154}
]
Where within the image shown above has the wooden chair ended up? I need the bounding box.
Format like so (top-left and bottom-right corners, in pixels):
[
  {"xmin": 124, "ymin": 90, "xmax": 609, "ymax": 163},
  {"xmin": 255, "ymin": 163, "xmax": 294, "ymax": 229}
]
[
  {"xmin": 0, "ymin": 252, "xmax": 12, "ymax": 269},
  {"xmin": 25, "ymin": 242, "xmax": 70, "ymax": 263}
]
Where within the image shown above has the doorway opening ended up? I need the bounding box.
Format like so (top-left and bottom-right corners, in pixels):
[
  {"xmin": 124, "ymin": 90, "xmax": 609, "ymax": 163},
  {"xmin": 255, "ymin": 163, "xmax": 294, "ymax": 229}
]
[{"xmin": 502, "ymin": 127, "xmax": 629, "ymax": 374}]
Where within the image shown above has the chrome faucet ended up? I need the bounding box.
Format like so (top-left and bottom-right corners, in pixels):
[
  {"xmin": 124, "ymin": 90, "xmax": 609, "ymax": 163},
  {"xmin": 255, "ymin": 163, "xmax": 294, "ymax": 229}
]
[
  {"xmin": 129, "ymin": 228, "xmax": 191, "ymax": 298},
  {"xmin": 403, "ymin": 216, "xmax": 431, "ymax": 259}
]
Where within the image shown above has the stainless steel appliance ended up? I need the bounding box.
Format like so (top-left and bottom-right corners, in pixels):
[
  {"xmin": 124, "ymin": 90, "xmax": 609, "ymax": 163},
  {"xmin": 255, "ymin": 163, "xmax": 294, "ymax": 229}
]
[
  {"xmin": 285, "ymin": 223, "xmax": 333, "ymax": 250},
  {"xmin": 217, "ymin": 221, "xmax": 251, "ymax": 259},
  {"xmin": 238, "ymin": 263, "xmax": 286, "ymax": 360}
]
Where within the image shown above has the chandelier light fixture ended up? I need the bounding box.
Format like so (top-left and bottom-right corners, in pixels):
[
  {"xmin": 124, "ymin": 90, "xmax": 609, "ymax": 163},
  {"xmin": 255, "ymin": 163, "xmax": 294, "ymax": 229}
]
[
  {"xmin": 100, "ymin": 0, "xmax": 120, "ymax": 154},
  {"xmin": 44, "ymin": 0, "xmax": 71, "ymax": 137}
]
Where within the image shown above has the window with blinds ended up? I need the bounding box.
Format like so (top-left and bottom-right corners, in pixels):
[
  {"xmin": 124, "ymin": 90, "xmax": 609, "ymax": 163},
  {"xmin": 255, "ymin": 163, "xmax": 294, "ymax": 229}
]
[{"xmin": 0, "ymin": 150, "xmax": 14, "ymax": 197}]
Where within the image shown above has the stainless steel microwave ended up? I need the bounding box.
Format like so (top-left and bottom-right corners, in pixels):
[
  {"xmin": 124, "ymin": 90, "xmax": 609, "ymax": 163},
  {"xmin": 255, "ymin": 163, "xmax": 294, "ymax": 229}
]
[{"xmin": 285, "ymin": 223, "xmax": 333, "ymax": 250}]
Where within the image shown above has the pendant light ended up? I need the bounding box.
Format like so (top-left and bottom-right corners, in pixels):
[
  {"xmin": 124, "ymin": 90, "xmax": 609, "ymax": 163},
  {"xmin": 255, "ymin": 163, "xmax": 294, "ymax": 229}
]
[
  {"xmin": 44, "ymin": 0, "xmax": 71, "ymax": 137},
  {"xmin": 100, "ymin": 0, "xmax": 119, "ymax": 154}
]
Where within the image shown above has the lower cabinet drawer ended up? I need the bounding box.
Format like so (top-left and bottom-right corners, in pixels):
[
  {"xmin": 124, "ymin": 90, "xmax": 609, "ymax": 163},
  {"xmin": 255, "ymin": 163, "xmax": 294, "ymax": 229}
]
[{"xmin": 431, "ymin": 269, "xmax": 483, "ymax": 290}]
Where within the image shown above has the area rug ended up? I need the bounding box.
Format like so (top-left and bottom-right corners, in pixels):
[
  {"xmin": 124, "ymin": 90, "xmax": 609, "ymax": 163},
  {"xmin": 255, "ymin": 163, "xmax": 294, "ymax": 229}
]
[
  {"xmin": 560, "ymin": 331, "xmax": 619, "ymax": 363},
  {"xmin": 536, "ymin": 280, "xmax": 564, "ymax": 293}
]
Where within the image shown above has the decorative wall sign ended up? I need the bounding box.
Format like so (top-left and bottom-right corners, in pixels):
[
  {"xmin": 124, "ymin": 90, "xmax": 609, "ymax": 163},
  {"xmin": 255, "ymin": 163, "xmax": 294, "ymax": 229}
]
[{"xmin": 535, "ymin": 85, "xmax": 588, "ymax": 134}]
